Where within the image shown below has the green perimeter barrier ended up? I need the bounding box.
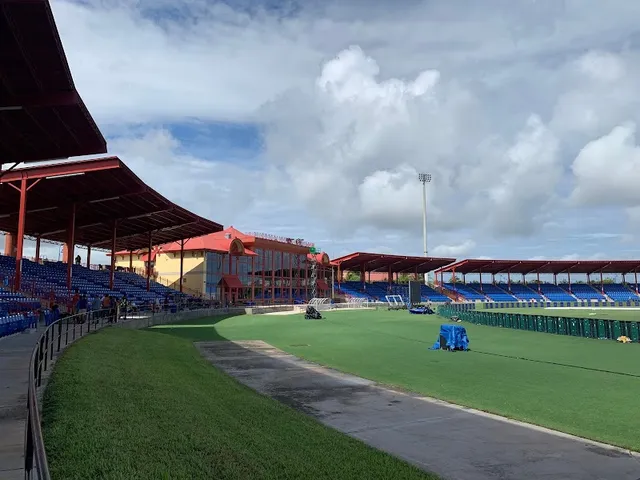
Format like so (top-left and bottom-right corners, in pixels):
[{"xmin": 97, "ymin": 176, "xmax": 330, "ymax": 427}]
[{"xmin": 437, "ymin": 304, "xmax": 640, "ymax": 342}]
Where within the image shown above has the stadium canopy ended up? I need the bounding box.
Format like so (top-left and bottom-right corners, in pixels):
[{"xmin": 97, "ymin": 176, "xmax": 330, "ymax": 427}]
[
  {"xmin": 0, "ymin": 0, "xmax": 107, "ymax": 163},
  {"xmin": 434, "ymin": 259, "xmax": 640, "ymax": 276},
  {"xmin": 331, "ymin": 252, "xmax": 456, "ymax": 275},
  {"xmin": 0, "ymin": 157, "xmax": 223, "ymax": 290}
]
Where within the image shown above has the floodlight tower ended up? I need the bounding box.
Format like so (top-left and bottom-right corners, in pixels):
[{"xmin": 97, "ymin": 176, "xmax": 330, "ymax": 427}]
[
  {"xmin": 418, "ymin": 173, "xmax": 431, "ymax": 284},
  {"xmin": 418, "ymin": 173, "xmax": 431, "ymax": 256}
]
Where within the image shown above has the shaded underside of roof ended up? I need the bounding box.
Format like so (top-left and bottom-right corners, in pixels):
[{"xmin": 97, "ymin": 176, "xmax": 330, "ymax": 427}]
[
  {"xmin": 0, "ymin": 0, "xmax": 106, "ymax": 162},
  {"xmin": 0, "ymin": 157, "xmax": 223, "ymax": 251},
  {"xmin": 435, "ymin": 259, "xmax": 640, "ymax": 275},
  {"xmin": 332, "ymin": 252, "xmax": 456, "ymax": 274}
]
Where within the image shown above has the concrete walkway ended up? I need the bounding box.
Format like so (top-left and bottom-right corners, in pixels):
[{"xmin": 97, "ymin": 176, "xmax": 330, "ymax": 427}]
[
  {"xmin": 197, "ymin": 341, "xmax": 640, "ymax": 480},
  {"xmin": 0, "ymin": 329, "xmax": 41, "ymax": 480}
]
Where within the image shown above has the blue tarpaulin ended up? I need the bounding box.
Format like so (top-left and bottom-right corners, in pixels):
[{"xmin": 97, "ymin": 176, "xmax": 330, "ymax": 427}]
[
  {"xmin": 409, "ymin": 306, "xmax": 434, "ymax": 315},
  {"xmin": 431, "ymin": 324, "xmax": 469, "ymax": 351}
]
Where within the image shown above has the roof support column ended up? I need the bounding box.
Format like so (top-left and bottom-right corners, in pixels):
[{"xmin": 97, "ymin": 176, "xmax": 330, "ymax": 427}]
[
  {"xmin": 252, "ymin": 256, "xmax": 257, "ymax": 303},
  {"xmin": 388, "ymin": 264, "xmax": 392, "ymax": 285},
  {"xmin": 110, "ymin": 222, "xmax": 117, "ymax": 291},
  {"xmin": 567, "ymin": 271, "xmax": 571, "ymax": 293},
  {"xmin": 600, "ymin": 271, "xmax": 604, "ymax": 295},
  {"xmin": 479, "ymin": 272, "xmax": 483, "ymax": 291},
  {"xmin": 179, "ymin": 239, "xmax": 185, "ymax": 293},
  {"xmin": 288, "ymin": 253, "xmax": 292, "ymax": 304},
  {"xmin": 537, "ymin": 272, "xmax": 541, "ymax": 293},
  {"xmin": 507, "ymin": 271, "xmax": 511, "ymax": 291},
  {"xmin": 635, "ymin": 271, "xmax": 638, "ymax": 293},
  {"xmin": 35, "ymin": 236, "xmax": 41, "ymax": 263},
  {"xmin": 272, "ymin": 251, "xmax": 276, "ymax": 304},
  {"xmin": 361, "ymin": 263, "xmax": 366, "ymax": 287},
  {"xmin": 129, "ymin": 251, "xmax": 133, "ymax": 271},
  {"xmin": 492, "ymin": 273, "xmax": 496, "ymax": 285},
  {"xmin": 13, "ymin": 178, "xmax": 27, "ymax": 292},
  {"xmin": 147, "ymin": 231, "xmax": 153, "ymax": 292},
  {"xmin": 86, "ymin": 245, "xmax": 91, "ymax": 269},
  {"xmin": 553, "ymin": 273, "xmax": 557, "ymax": 285},
  {"xmin": 66, "ymin": 203, "xmax": 76, "ymax": 291}
]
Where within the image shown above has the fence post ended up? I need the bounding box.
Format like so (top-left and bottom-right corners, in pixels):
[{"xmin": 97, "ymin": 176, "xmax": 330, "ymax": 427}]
[
  {"xmin": 43, "ymin": 331, "xmax": 49, "ymax": 372},
  {"xmin": 57, "ymin": 321, "xmax": 62, "ymax": 352}
]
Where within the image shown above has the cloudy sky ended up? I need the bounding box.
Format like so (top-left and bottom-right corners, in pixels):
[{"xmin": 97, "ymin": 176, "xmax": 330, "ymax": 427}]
[{"xmin": 20, "ymin": 0, "xmax": 640, "ymax": 263}]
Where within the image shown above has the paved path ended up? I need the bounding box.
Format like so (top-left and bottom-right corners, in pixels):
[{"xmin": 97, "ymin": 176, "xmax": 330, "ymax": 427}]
[
  {"xmin": 0, "ymin": 329, "xmax": 41, "ymax": 480},
  {"xmin": 197, "ymin": 340, "xmax": 640, "ymax": 480}
]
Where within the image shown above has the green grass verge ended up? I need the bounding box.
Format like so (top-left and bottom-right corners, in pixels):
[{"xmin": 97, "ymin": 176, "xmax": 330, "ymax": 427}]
[
  {"xmin": 42, "ymin": 328, "xmax": 435, "ymax": 480},
  {"xmin": 153, "ymin": 309, "xmax": 640, "ymax": 451}
]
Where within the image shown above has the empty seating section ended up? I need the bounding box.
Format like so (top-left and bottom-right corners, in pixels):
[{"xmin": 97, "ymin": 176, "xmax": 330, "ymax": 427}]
[
  {"xmin": 498, "ymin": 283, "xmax": 543, "ymax": 301},
  {"xmin": 443, "ymin": 283, "xmax": 486, "ymax": 301},
  {"xmin": 603, "ymin": 283, "xmax": 639, "ymax": 301},
  {"xmin": 420, "ymin": 284, "xmax": 450, "ymax": 302},
  {"xmin": 535, "ymin": 283, "xmax": 574, "ymax": 302},
  {"xmin": 559, "ymin": 283, "xmax": 605, "ymax": 301},
  {"xmin": 477, "ymin": 283, "xmax": 517, "ymax": 301},
  {"xmin": 335, "ymin": 281, "xmax": 450, "ymax": 302},
  {"xmin": 0, "ymin": 253, "xmax": 191, "ymax": 339}
]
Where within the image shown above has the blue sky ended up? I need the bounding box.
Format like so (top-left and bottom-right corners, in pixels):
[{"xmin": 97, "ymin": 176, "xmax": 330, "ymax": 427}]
[{"xmin": 24, "ymin": 0, "xmax": 640, "ymax": 264}]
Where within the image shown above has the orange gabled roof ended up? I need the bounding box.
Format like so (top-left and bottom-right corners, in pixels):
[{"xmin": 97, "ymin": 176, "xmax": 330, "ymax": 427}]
[
  {"xmin": 114, "ymin": 226, "xmax": 254, "ymax": 256},
  {"xmin": 161, "ymin": 235, "xmax": 246, "ymax": 255}
]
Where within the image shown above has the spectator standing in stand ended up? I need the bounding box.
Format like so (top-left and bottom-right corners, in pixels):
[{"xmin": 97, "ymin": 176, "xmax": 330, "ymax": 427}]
[
  {"xmin": 91, "ymin": 296, "xmax": 101, "ymax": 320},
  {"xmin": 71, "ymin": 290, "xmax": 80, "ymax": 315},
  {"xmin": 77, "ymin": 294, "xmax": 88, "ymax": 323}
]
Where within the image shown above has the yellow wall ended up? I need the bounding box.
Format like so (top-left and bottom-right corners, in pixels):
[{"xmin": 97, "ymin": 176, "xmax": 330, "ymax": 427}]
[{"xmin": 113, "ymin": 251, "xmax": 207, "ymax": 295}]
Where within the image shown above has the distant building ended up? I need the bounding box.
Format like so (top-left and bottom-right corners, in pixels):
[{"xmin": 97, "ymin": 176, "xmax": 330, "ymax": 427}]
[{"xmin": 113, "ymin": 226, "xmax": 331, "ymax": 304}]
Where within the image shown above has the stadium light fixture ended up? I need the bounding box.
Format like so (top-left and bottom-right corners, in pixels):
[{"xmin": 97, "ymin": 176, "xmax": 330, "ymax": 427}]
[
  {"xmin": 44, "ymin": 172, "xmax": 85, "ymax": 180},
  {"xmin": 418, "ymin": 173, "xmax": 432, "ymax": 285}
]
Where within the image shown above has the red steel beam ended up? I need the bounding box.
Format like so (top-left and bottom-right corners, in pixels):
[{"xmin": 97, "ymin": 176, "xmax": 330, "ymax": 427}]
[
  {"xmin": 109, "ymin": 222, "xmax": 117, "ymax": 290},
  {"xmin": 66, "ymin": 203, "xmax": 76, "ymax": 291},
  {"xmin": 0, "ymin": 157, "xmax": 121, "ymax": 183},
  {"xmin": 179, "ymin": 239, "xmax": 185, "ymax": 293},
  {"xmin": 13, "ymin": 177, "xmax": 27, "ymax": 291},
  {"xmin": 147, "ymin": 231, "xmax": 152, "ymax": 292}
]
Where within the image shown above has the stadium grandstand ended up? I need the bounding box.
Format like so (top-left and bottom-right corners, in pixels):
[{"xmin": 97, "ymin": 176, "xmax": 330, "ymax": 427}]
[
  {"xmin": 111, "ymin": 228, "xmax": 332, "ymax": 305},
  {"xmin": 0, "ymin": 157, "xmax": 224, "ymax": 338},
  {"xmin": 434, "ymin": 259, "xmax": 640, "ymax": 303},
  {"xmin": 331, "ymin": 252, "xmax": 455, "ymax": 303}
]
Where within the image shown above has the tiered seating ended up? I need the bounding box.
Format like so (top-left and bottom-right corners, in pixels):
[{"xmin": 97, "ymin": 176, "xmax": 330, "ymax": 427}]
[
  {"xmin": 367, "ymin": 282, "xmax": 391, "ymax": 299},
  {"xmin": 559, "ymin": 283, "xmax": 605, "ymax": 301},
  {"xmin": 535, "ymin": 283, "xmax": 574, "ymax": 301},
  {"xmin": 602, "ymin": 283, "xmax": 639, "ymax": 301},
  {"xmin": 498, "ymin": 283, "xmax": 543, "ymax": 301},
  {"xmin": 420, "ymin": 284, "xmax": 450, "ymax": 302},
  {"xmin": 335, "ymin": 281, "xmax": 450, "ymax": 302},
  {"xmin": 335, "ymin": 281, "xmax": 376, "ymax": 300},
  {"xmin": 478, "ymin": 283, "xmax": 517, "ymax": 301},
  {"xmin": 443, "ymin": 283, "xmax": 486, "ymax": 301}
]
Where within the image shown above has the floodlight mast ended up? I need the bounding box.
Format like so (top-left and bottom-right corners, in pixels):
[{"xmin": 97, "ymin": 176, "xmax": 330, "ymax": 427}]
[{"xmin": 418, "ymin": 173, "xmax": 431, "ymax": 284}]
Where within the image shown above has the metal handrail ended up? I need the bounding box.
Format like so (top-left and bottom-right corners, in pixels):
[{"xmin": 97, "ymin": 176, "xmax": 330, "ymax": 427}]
[{"xmin": 24, "ymin": 308, "xmax": 117, "ymax": 480}]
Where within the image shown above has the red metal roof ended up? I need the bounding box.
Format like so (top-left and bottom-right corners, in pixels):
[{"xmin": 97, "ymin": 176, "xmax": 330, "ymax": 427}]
[
  {"xmin": 434, "ymin": 259, "xmax": 640, "ymax": 275},
  {"xmin": 221, "ymin": 274, "xmax": 243, "ymax": 289},
  {"xmin": 0, "ymin": 157, "xmax": 223, "ymax": 251},
  {"xmin": 308, "ymin": 252, "xmax": 330, "ymax": 265},
  {"xmin": 118, "ymin": 227, "xmax": 309, "ymax": 257},
  {"xmin": 0, "ymin": 0, "xmax": 107, "ymax": 163},
  {"xmin": 332, "ymin": 252, "xmax": 456, "ymax": 274},
  {"xmin": 159, "ymin": 235, "xmax": 249, "ymax": 256}
]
